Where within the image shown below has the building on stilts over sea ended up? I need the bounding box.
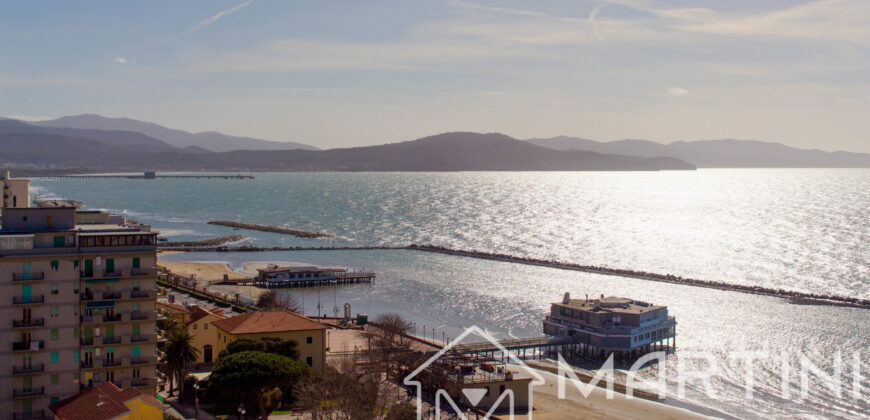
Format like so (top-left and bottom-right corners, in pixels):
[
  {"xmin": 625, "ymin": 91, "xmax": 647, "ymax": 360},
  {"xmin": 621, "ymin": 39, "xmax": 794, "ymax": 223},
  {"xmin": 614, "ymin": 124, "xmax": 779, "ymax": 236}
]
[{"xmin": 543, "ymin": 293, "xmax": 676, "ymax": 360}]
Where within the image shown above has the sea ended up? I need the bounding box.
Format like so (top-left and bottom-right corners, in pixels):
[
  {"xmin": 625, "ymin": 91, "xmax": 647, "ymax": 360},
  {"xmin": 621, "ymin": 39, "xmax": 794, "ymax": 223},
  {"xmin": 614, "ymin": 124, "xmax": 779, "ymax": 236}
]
[{"xmin": 31, "ymin": 170, "xmax": 870, "ymax": 419}]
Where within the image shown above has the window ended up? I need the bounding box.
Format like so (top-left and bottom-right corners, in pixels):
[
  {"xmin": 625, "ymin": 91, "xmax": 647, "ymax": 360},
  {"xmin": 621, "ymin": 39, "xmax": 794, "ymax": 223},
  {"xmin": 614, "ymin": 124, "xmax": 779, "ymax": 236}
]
[
  {"xmin": 50, "ymin": 306, "xmax": 59, "ymax": 317},
  {"xmin": 50, "ymin": 397, "xmax": 59, "ymax": 405},
  {"xmin": 132, "ymin": 257, "xmax": 140, "ymax": 269},
  {"xmin": 50, "ymin": 374, "xmax": 59, "ymax": 385},
  {"xmin": 73, "ymin": 260, "xmax": 79, "ymax": 269},
  {"xmin": 306, "ymin": 336, "xmax": 313, "ymax": 344},
  {"xmin": 50, "ymin": 329, "xmax": 59, "ymax": 341},
  {"xmin": 51, "ymin": 284, "xmax": 58, "ymax": 295},
  {"xmin": 50, "ymin": 352, "xmax": 59, "ymax": 364},
  {"xmin": 53, "ymin": 236, "xmax": 65, "ymax": 247},
  {"xmin": 73, "ymin": 351, "xmax": 79, "ymax": 362},
  {"xmin": 204, "ymin": 323, "xmax": 208, "ymax": 329},
  {"xmin": 192, "ymin": 323, "xmax": 198, "ymax": 330},
  {"xmin": 50, "ymin": 260, "xmax": 59, "ymax": 271},
  {"xmin": 74, "ymin": 328, "xmax": 79, "ymax": 339},
  {"xmin": 132, "ymin": 346, "xmax": 140, "ymax": 357},
  {"xmin": 306, "ymin": 357, "xmax": 313, "ymax": 366}
]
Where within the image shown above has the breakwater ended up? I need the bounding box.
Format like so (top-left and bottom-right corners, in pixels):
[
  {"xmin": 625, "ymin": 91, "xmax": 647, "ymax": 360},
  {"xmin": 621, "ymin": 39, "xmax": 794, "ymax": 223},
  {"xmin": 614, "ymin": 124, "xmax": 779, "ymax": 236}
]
[
  {"xmin": 207, "ymin": 220, "xmax": 332, "ymax": 238},
  {"xmin": 161, "ymin": 235, "xmax": 246, "ymax": 247},
  {"xmin": 156, "ymin": 243, "xmax": 870, "ymax": 309}
]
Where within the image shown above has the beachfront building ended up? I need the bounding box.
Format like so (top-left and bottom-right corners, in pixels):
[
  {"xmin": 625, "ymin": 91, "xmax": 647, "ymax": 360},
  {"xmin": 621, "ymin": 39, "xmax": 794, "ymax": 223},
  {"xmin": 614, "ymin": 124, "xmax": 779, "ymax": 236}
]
[
  {"xmin": 0, "ymin": 177, "xmax": 159, "ymax": 420},
  {"xmin": 1, "ymin": 171, "xmax": 30, "ymax": 209},
  {"xmin": 184, "ymin": 306, "xmax": 226, "ymax": 365},
  {"xmin": 543, "ymin": 293, "xmax": 676, "ymax": 359},
  {"xmin": 210, "ymin": 311, "xmax": 328, "ymax": 373},
  {"xmin": 48, "ymin": 382, "xmax": 163, "ymax": 420},
  {"xmin": 155, "ymin": 301, "xmax": 191, "ymax": 327}
]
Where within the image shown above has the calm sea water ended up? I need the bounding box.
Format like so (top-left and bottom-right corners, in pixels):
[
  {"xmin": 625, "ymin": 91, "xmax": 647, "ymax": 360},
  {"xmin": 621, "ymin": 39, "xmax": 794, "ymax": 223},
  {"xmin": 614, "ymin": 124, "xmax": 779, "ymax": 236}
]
[{"xmin": 32, "ymin": 170, "xmax": 870, "ymax": 419}]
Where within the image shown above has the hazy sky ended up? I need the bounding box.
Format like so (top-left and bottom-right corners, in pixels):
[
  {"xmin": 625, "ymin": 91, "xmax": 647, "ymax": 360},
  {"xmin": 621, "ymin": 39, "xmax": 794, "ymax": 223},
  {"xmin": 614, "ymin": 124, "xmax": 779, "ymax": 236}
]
[{"xmin": 1, "ymin": 0, "xmax": 869, "ymax": 152}]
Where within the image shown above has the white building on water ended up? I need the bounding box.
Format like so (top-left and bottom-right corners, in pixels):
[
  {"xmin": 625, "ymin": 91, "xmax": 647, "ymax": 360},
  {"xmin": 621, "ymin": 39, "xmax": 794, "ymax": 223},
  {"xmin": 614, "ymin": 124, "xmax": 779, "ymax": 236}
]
[{"xmin": 543, "ymin": 293, "xmax": 676, "ymax": 359}]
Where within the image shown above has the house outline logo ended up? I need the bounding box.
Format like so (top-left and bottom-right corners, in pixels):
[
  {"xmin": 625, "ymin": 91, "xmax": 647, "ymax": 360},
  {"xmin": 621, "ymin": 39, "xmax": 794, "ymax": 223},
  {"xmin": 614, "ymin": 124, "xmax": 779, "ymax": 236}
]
[{"xmin": 403, "ymin": 325, "xmax": 546, "ymax": 420}]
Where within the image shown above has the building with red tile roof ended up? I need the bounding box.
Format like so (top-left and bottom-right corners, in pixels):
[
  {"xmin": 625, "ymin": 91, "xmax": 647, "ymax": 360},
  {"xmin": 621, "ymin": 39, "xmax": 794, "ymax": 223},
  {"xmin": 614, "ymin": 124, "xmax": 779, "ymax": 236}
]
[{"xmin": 49, "ymin": 382, "xmax": 163, "ymax": 420}]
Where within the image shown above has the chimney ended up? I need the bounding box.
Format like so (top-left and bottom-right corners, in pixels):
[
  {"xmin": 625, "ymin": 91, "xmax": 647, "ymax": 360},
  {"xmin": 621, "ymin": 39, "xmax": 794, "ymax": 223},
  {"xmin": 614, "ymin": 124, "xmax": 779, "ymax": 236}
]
[
  {"xmin": 562, "ymin": 292, "xmax": 571, "ymax": 304},
  {"xmin": 600, "ymin": 294, "xmax": 604, "ymax": 300},
  {"xmin": 585, "ymin": 294, "xmax": 589, "ymax": 302}
]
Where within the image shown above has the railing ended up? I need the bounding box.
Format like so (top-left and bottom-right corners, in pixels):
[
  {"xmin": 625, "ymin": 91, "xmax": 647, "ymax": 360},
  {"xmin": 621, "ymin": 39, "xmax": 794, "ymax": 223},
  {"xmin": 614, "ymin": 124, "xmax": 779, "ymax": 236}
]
[
  {"xmin": 131, "ymin": 268, "xmax": 155, "ymax": 277},
  {"xmin": 13, "ymin": 272, "xmax": 44, "ymax": 281},
  {"xmin": 80, "ymin": 360, "xmax": 94, "ymax": 369},
  {"xmin": 81, "ymin": 337, "xmax": 94, "ymax": 345},
  {"xmin": 80, "ymin": 292, "xmax": 94, "ymax": 301},
  {"xmin": 12, "ymin": 295, "xmax": 44, "ymax": 304},
  {"xmin": 102, "ymin": 291, "xmax": 122, "ymax": 299},
  {"xmin": 102, "ymin": 336, "xmax": 122, "ymax": 345},
  {"xmin": 131, "ymin": 377, "xmax": 150, "ymax": 387},
  {"xmin": 103, "ymin": 314, "xmax": 123, "ymax": 322},
  {"xmin": 81, "ymin": 315, "xmax": 95, "ymax": 323},
  {"xmin": 13, "ymin": 318, "xmax": 44, "ymax": 328},
  {"xmin": 130, "ymin": 289, "xmax": 150, "ymax": 298},
  {"xmin": 13, "ymin": 387, "xmax": 44, "ymax": 398},
  {"xmin": 12, "ymin": 364, "xmax": 44, "ymax": 374},
  {"xmin": 130, "ymin": 334, "xmax": 151, "ymax": 343},
  {"xmin": 130, "ymin": 356, "xmax": 154, "ymax": 365},
  {"xmin": 12, "ymin": 341, "xmax": 44, "ymax": 351},
  {"xmin": 103, "ymin": 358, "xmax": 122, "ymax": 367},
  {"xmin": 130, "ymin": 311, "xmax": 152, "ymax": 320},
  {"xmin": 12, "ymin": 410, "xmax": 47, "ymax": 420}
]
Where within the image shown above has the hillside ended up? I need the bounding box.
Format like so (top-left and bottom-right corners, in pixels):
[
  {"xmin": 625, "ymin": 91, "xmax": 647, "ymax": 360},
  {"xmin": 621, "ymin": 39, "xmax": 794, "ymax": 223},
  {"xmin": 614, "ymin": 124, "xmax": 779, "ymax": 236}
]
[
  {"xmin": 527, "ymin": 136, "xmax": 870, "ymax": 168},
  {"xmin": 33, "ymin": 114, "xmax": 319, "ymax": 152},
  {"xmin": 0, "ymin": 131, "xmax": 695, "ymax": 172}
]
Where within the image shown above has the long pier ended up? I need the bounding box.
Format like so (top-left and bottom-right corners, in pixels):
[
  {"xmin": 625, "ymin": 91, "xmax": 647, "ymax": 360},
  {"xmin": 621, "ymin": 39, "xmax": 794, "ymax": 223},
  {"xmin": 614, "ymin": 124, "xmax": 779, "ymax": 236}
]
[{"xmin": 215, "ymin": 272, "xmax": 376, "ymax": 288}]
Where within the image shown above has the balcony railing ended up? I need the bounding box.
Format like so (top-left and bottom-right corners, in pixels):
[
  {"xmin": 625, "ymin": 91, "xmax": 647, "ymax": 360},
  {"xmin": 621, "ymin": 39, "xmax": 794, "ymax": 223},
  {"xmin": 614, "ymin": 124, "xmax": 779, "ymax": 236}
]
[
  {"xmin": 12, "ymin": 341, "xmax": 44, "ymax": 351},
  {"xmin": 13, "ymin": 272, "xmax": 44, "ymax": 281},
  {"xmin": 81, "ymin": 337, "xmax": 94, "ymax": 345},
  {"xmin": 130, "ymin": 311, "xmax": 151, "ymax": 321},
  {"xmin": 12, "ymin": 410, "xmax": 48, "ymax": 420},
  {"xmin": 102, "ymin": 291, "xmax": 122, "ymax": 299},
  {"xmin": 12, "ymin": 364, "xmax": 44, "ymax": 375},
  {"xmin": 80, "ymin": 360, "xmax": 94, "ymax": 369},
  {"xmin": 130, "ymin": 334, "xmax": 151, "ymax": 343},
  {"xmin": 130, "ymin": 356, "xmax": 154, "ymax": 365},
  {"xmin": 13, "ymin": 318, "xmax": 44, "ymax": 328},
  {"xmin": 130, "ymin": 268, "xmax": 155, "ymax": 277},
  {"xmin": 12, "ymin": 296, "xmax": 44, "ymax": 304},
  {"xmin": 130, "ymin": 290, "xmax": 150, "ymax": 298},
  {"xmin": 103, "ymin": 314, "xmax": 123, "ymax": 322},
  {"xmin": 103, "ymin": 358, "xmax": 122, "ymax": 367},
  {"xmin": 131, "ymin": 377, "xmax": 151, "ymax": 387},
  {"xmin": 13, "ymin": 387, "xmax": 44, "ymax": 398},
  {"xmin": 80, "ymin": 292, "xmax": 94, "ymax": 301},
  {"xmin": 102, "ymin": 336, "xmax": 122, "ymax": 345}
]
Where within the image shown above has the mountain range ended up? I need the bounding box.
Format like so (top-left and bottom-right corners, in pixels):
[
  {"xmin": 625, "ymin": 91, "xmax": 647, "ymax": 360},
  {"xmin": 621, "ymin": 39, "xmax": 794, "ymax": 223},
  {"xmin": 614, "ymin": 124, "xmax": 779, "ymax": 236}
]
[
  {"xmin": 29, "ymin": 114, "xmax": 318, "ymax": 152},
  {"xmin": 1, "ymin": 113, "xmax": 868, "ymax": 171},
  {"xmin": 527, "ymin": 136, "xmax": 870, "ymax": 168}
]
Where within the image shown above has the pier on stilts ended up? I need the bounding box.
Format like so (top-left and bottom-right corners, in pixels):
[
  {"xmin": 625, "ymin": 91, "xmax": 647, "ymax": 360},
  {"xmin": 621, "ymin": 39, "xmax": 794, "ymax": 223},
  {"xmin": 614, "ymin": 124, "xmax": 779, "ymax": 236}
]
[{"xmin": 451, "ymin": 335, "xmax": 675, "ymax": 363}]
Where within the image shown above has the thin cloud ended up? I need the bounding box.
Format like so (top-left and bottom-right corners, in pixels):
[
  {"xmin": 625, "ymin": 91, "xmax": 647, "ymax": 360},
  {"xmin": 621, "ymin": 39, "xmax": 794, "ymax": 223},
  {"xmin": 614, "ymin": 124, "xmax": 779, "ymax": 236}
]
[
  {"xmin": 186, "ymin": 0, "xmax": 254, "ymax": 34},
  {"xmin": 588, "ymin": 3, "xmax": 609, "ymax": 43},
  {"xmin": 451, "ymin": 0, "xmax": 547, "ymax": 18},
  {"xmin": 114, "ymin": 57, "xmax": 134, "ymax": 64},
  {"xmin": 4, "ymin": 114, "xmax": 52, "ymax": 121},
  {"xmin": 668, "ymin": 87, "xmax": 690, "ymax": 97}
]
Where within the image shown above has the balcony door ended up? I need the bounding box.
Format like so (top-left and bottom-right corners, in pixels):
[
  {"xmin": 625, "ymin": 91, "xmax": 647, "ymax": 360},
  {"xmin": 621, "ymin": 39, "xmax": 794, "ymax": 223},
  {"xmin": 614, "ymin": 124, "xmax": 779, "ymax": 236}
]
[
  {"xmin": 84, "ymin": 259, "xmax": 93, "ymax": 277},
  {"xmin": 22, "ymin": 261, "xmax": 31, "ymax": 277}
]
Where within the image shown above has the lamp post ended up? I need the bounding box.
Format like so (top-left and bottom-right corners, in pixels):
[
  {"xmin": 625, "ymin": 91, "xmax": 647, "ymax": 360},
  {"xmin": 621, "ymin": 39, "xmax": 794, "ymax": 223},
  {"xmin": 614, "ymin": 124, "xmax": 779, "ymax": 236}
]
[{"xmin": 193, "ymin": 383, "xmax": 199, "ymax": 419}]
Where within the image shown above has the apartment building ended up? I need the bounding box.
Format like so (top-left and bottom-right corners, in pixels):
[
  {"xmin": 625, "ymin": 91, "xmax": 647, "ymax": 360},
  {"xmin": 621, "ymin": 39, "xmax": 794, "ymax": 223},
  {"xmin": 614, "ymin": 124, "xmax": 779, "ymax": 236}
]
[{"xmin": 0, "ymin": 178, "xmax": 158, "ymax": 420}]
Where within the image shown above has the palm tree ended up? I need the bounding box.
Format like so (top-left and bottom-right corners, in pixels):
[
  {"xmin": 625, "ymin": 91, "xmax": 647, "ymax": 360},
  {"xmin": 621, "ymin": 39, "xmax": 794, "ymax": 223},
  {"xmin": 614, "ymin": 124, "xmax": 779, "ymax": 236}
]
[{"xmin": 164, "ymin": 328, "xmax": 199, "ymax": 399}]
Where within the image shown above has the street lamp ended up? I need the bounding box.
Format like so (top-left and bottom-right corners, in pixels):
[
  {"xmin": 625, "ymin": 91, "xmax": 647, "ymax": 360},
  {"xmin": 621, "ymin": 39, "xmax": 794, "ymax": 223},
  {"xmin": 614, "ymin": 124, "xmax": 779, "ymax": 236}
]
[{"xmin": 193, "ymin": 383, "xmax": 199, "ymax": 419}]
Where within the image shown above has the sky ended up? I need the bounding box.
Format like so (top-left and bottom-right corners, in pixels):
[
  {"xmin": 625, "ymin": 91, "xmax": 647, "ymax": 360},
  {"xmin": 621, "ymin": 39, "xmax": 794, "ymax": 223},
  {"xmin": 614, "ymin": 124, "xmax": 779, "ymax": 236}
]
[{"xmin": 1, "ymin": 0, "xmax": 869, "ymax": 152}]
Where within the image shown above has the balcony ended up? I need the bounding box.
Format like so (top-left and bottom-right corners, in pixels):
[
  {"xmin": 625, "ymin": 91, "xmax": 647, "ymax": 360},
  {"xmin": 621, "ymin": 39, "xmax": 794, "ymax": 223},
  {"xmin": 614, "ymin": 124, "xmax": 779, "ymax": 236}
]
[
  {"xmin": 80, "ymin": 360, "xmax": 95, "ymax": 369},
  {"xmin": 130, "ymin": 289, "xmax": 151, "ymax": 299},
  {"xmin": 102, "ymin": 291, "xmax": 123, "ymax": 300},
  {"xmin": 13, "ymin": 318, "xmax": 44, "ymax": 328},
  {"xmin": 130, "ymin": 356, "xmax": 155, "ymax": 366},
  {"xmin": 130, "ymin": 334, "xmax": 153, "ymax": 343},
  {"xmin": 103, "ymin": 314, "xmax": 123, "ymax": 323},
  {"xmin": 130, "ymin": 311, "xmax": 152, "ymax": 321},
  {"xmin": 102, "ymin": 336, "xmax": 122, "ymax": 345},
  {"xmin": 12, "ymin": 410, "xmax": 49, "ymax": 420},
  {"xmin": 81, "ymin": 337, "xmax": 94, "ymax": 346},
  {"xmin": 130, "ymin": 267, "xmax": 157, "ymax": 277},
  {"xmin": 80, "ymin": 292, "xmax": 94, "ymax": 301},
  {"xmin": 12, "ymin": 296, "xmax": 44, "ymax": 304},
  {"xmin": 103, "ymin": 358, "xmax": 122, "ymax": 367},
  {"xmin": 12, "ymin": 364, "xmax": 44, "ymax": 375},
  {"xmin": 12, "ymin": 340, "xmax": 44, "ymax": 351},
  {"xmin": 13, "ymin": 387, "xmax": 44, "ymax": 398},
  {"xmin": 131, "ymin": 377, "xmax": 151, "ymax": 387},
  {"xmin": 12, "ymin": 272, "xmax": 44, "ymax": 281}
]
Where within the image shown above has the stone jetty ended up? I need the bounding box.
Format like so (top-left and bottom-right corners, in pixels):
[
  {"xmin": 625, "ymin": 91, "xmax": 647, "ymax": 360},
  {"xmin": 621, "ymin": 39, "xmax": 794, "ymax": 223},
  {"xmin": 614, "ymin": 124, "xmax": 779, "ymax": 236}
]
[{"xmin": 207, "ymin": 220, "xmax": 332, "ymax": 238}]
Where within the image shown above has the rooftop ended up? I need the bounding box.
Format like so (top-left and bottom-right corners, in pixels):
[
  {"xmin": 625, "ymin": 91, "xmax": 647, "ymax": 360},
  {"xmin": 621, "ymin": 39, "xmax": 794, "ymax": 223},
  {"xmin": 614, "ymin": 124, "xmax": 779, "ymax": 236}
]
[
  {"xmin": 188, "ymin": 305, "xmax": 226, "ymax": 325},
  {"xmin": 48, "ymin": 382, "xmax": 162, "ymax": 420},
  {"xmin": 554, "ymin": 295, "xmax": 665, "ymax": 314},
  {"xmin": 212, "ymin": 310, "xmax": 328, "ymax": 334}
]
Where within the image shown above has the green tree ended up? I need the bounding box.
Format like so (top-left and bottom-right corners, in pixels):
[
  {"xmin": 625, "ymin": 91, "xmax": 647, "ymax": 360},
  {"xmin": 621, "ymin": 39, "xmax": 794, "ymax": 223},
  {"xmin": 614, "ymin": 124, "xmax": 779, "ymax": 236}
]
[
  {"xmin": 164, "ymin": 328, "xmax": 199, "ymax": 398},
  {"xmin": 209, "ymin": 351, "xmax": 311, "ymax": 420},
  {"xmin": 218, "ymin": 337, "xmax": 299, "ymax": 361}
]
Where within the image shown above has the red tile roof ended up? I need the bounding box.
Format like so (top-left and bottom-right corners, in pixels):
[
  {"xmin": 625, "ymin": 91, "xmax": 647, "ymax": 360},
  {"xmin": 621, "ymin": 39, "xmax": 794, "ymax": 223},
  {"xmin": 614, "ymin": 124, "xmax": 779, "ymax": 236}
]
[
  {"xmin": 187, "ymin": 305, "xmax": 226, "ymax": 325},
  {"xmin": 49, "ymin": 382, "xmax": 146, "ymax": 420},
  {"xmin": 212, "ymin": 311, "xmax": 327, "ymax": 335},
  {"xmin": 157, "ymin": 301, "xmax": 190, "ymax": 314}
]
